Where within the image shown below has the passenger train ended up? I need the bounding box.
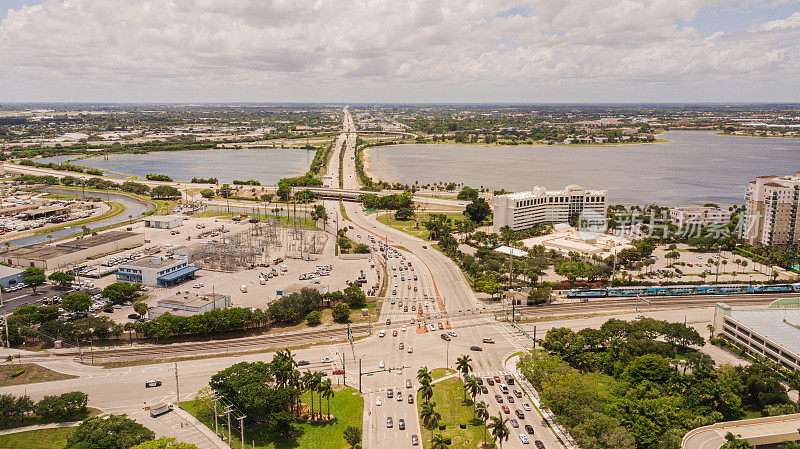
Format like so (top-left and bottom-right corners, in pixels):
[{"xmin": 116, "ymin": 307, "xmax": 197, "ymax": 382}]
[{"xmin": 565, "ymin": 282, "xmax": 800, "ymax": 298}]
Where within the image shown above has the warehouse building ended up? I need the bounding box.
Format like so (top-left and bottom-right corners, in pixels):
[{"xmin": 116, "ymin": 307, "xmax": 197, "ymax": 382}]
[
  {"xmin": 2, "ymin": 231, "xmax": 145, "ymax": 270},
  {"xmin": 714, "ymin": 301, "xmax": 800, "ymax": 372},
  {"xmin": 116, "ymin": 256, "xmax": 200, "ymax": 287},
  {"xmin": 144, "ymin": 215, "xmax": 183, "ymax": 229},
  {"xmin": 0, "ymin": 265, "xmax": 24, "ymax": 289},
  {"xmin": 147, "ymin": 293, "xmax": 231, "ymax": 319}
]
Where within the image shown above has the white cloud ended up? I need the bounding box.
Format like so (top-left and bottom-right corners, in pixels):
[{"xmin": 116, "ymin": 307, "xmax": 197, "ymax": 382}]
[{"xmin": 0, "ymin": 0, "xmax": 798, "ymax": 101}]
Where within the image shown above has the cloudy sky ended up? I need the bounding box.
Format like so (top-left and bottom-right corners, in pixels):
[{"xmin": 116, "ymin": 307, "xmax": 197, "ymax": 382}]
[{"xmin": 1, "ymin": 0, "xmax": 799, "ymax": 103}]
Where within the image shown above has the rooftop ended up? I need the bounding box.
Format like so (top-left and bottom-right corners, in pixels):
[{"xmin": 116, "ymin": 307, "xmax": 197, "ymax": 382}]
[
  {"xmin": 730, "ymin": 308, "xmax": 800, "ymax": 357},
  {"xmin": 0, "ymin": 264, "xmax": 23, "ymax": 278},
  {"xmin": 124, "ymin": 256, "xmax": 186, "ymax": 269}
]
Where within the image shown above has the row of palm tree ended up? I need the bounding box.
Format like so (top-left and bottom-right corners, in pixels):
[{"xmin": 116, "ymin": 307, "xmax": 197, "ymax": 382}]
[
  {"xmin": 273, "ymin": 349, "xmax": 335, "ymax": 421},
  {"xmin": 417, "ymin": 357, "xmax": 512, "ymax": 449}
]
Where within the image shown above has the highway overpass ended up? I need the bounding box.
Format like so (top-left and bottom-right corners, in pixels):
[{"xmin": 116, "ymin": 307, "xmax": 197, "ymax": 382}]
[{"xmin": 682, "ymin": 413, "xmax": 800, "ymax": 449}]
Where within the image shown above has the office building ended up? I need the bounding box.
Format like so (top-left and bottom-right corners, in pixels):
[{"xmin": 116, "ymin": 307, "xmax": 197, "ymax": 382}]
[
  {"xmin": 116, "ymin": 256, "xmax": 200, "ymax": 287},
  {"xmin": 147, "ymin": 293, "xmax": 230, "ymax": 319},
  {"xmin": 744, "ymin": 173, "xmax": 800, "ymax": 245},
  {"xmin": 492, "ymin": 184, "xmax": 607, "ymax": 232},
  {"xmin": 2, "ymin": 231, "xmax": 144, "ymax": 270},
  {"xmin": 669, "ymin": 205, "xmax": 731, "ymax": 228}
]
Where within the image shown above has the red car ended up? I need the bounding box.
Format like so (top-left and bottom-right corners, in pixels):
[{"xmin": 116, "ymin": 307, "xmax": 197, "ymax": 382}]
[
  {"xmin": 501, "ymin": 405, "xmax": 510, "ymax": 414},
  {"xmin": 393, "ymin": 330, "xmax": 398, "ymax": 337},
  {"xmin": 493, "ymin": 376, "xmax": 502, "ymax": 383},
  {"xmin": 332, "ymin": 369, "xmax": 344, "ymax": 375}
]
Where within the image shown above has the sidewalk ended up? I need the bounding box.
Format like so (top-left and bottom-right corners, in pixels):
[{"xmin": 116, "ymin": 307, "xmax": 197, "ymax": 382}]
[
  {"xmin": 174, "ymin": 406, "xmax": 230, "ymax": 449},
  {"xmin": 0, "ymin": 420, "xmax": 82, "ymax": 436}
]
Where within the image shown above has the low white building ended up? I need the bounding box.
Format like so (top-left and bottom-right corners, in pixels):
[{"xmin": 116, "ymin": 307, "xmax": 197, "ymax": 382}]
[
  {"xmin": 493, "ymin": 184, "xmax": 607, "ymax": 232},
  {"xmin": 520, "ymin": 224, "xmax": 632, "ymax": 258},
  {"xmin": 0, "ymin": 265, "xmax": 24, "ymax": 289},
  {"xmin": 144, "ymin": 215, "xmax": 183, "ymax": 229},
  {"xmin": 116, "ymin": 256, "xmax": 200, "ymax": 287},
  {"xmin": 669, "ymin": 206, "xmax": 731, "ymax": 228},
  {"xmin": 148, "ymin": 293, "xmax": 231, "ymax": 319}
]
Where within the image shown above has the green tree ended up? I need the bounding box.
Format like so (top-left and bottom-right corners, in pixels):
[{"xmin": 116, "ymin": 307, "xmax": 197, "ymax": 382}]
[
  {"xmin": 133, "ymin": 302, "xmax": 148, "ymax": 317},
  {"xmin": 343, "ymin": 425, "xmax": 362, "ymax": 448},
  {"xmin": 66, "ymin": 414, "xmax": 154, "ymax": 449},
  {"xmin": 34, "ymin": 391, "xmax": 88, "ymax": 421},
  {"xmin": 331, "ymin": 302, "xmax": 350, "ymax": 323},
  {"xmin": 0, "ymin": 393, "xmax": 33, "ymax": 427},
  {"xmin": 343, "ymin": 284, "xmax": 367, "ymax": 309},
  {"xmin": 720, "ymin": 432, "xmax": 754, "ymax": 449},
  {"xmin": 306, "ymin": 310, "xmax": 322, "ymax": 326},
  {"xmin": 419, "ymin": 380, "xmax": 434, "ymax": 405},
  {"xmin": 62, "ymin": 293, "xmax": 91, "ymax": 313},
  {"xmin": 420, "ymin": 401, "xmax": 441, "ymax": 429},
  {"xmin": 102, "ymin": 282, "xmax": 141, "ymax": 305},
  {"xmin": 457, "ymin": 186, "xmax": 479, "ymax": 201},
  {"xmin": 23, "ymin": 267, "xmax": 46, "ymax": 293},
  {"xmin": 464, "ymin": 197, "xmax": 491, "ymax": 223},
  {"xmin": 199, "ymin": 189, "xmax": 214, "ymax": 199},
  {"xmin": 151, "ymin": 185, "xmax": 180, "ymax": 199},
  {"xmin": 431, "ymin": 433, "xmax": 449, "ymax": 449},
  {"xmin": 475, "ymin": 401, "xmax": 490, "ymax": 448},
  {"xmin": 353, "ymin": 243, "xmax": 370, "ymax": 254},
  {"xmin": 395, "ymin": 207, "xmax": 414, "ymax": 220},
  {"xmin": 48, "ymin": 271, "xmax": 74, "ymax": 289},
  {"xmin": 456, "ymin": 354, "xmax": 473, "ymax": 403}
]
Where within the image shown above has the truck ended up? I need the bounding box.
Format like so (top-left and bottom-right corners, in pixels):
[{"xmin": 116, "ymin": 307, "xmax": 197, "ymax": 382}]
[{"xmin": 149, "ymin": 402, "xmax": 173, "ymax": 417}]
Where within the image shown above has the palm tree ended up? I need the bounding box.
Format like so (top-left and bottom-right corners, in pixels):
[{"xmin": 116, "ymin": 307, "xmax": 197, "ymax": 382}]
[
  {"xmin": 431, "ymin": 433, "xmax": 448, "ymax": 449},
  {"xmin": 313, "ymin": 371, "xmax": 324, "ymax": 419},
  {"xmin": 419, "ymin": 379, "xmax": 433, "ymax": 405},
  {"xmin": 455, "ymin": 354, "xmax": 473, "ymax": 403},
  {"xmin": 420, "ymin": 402, "xmax": 441, "ymax": 429},
  {"xmin": 301, "ymin": 370, "xmax": 315, "ymax": 419},
  {"xmin": 417, "ymin": 366, "xmax": 432, "ymax": 385},
  {"xmin": 488, "ymin": 414, "xmax": 510, "ymax": 449},
  {"xmin": 475, "ymin": 401, "xmax": 489, "ymax": 448},
  {"xmin": 320, "ymin": 379, "xmax": 334, "ymax": 419},
  {"xmin": 465, "ymin": 376, "xmax": 480, "ymax": 418}
]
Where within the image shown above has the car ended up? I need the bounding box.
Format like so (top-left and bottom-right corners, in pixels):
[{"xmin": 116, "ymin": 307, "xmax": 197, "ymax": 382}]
[
  {"xmin": 522, "ymin": 403, "xmax": 532, "ymax": 411},
  {"xmin": 408, "ymin": 394, "xmax": 414, "ymax": 404},
  {"xmin": 386, "ymin": 319, "xmax": 391, "ymax": 325},
  {"xmin": 406, "ymin": 379, "xmax": 412, "ymax": 388},
  {"xmin": 398, "ymin": 419, "xmax": 405, "ymax": 430},
  {"xmin": 470, "ymin": 345, "xmax": 483, "ymax": 351},
  {"xmin": 408, "ymin": 346, "xmax": 413, "ymax": 353},
  {"xmin": 515, "ymin": 409, "xmax": 525, "ymax": 419},
  {"xmin": 495, "ymin": 394, "xmax": 503, "ymax": 403},
  {"xmin": 387, "ymin": 389, "xmax": 394, "ymax": 398},
  {"xmin": 128, "ymin": 313, "xmax": 140, "ymax": 320},
  {"xmin": 486, "ymin": 378, "xmax": 495, "ymax": 386},
  {"xmin": 333, "ymin": 369, "xmax": 344, "ymax": 375},
  {"xmin": 145, "ymin": 380, "xmax": 162, "ymax": 388},
  {"xmin": 401, "ymin": 325, "xmax": 407, "ymax": 332},
  {"xmin": 507, "ymin": 396, "xmax": 515, "ymax": 403},
  {"xmin": 379, "ymin": 330, "xmax": 386, "ymax": 337},
  {"xmin": 520, "ymin": 434, "xmax": 530, "ymax": 444},
  {"xmin": 535, "ymin": 440, "xmax": 545, "ymax": 449},
  {"xmin": 514, "ymin": 389, "xmax": 523, "ymax": 398},
  {"xmin": 635, "ymin": 314, "xmax": 646, "ymax": 319},
  {"xmin": 448, "ymin": 331, "xmax": 457, "ymax": 337},
  {"xmin": 440, "ymin": 333, "xmax": 451, "ymax": 341},
  {"xmin": 397, "ymin": 391, "xmax": 404, "ymax": 402},
  {"xmin": 103, "ymin": 307, "xmax": 114, "ymax": 313},
  {"xmin": 379, "ymin": 360, "xmax": 385, "ymax": 368},
  {"xmin": 399, "ymin": 342, "xmax": 404, "ymax": 350},
  {"xmin": 483, "ymin": 337, "xmax": 495, "ymax": 343},
  {"xmin": 297, "ymin": 360, "xmax": 310, "ymax": 366},
  {"xmin": 376, "ymin": 397, "xmax": 382, "ymax": 406},
  {"xmin": 505, "ymin": 375, "xmax": 515, "ymax": 385},
  {"xmin": 501, "ymin": 385, "xmax": 509, "ymax": 393},
  {"xmin": 386, "ymin": 417, "xmax": 393, "ymax": 428},
  {"xmin": 493, "ymin": 375, "xmax": 502, "ymax": 383},
  {"xmin": 510, "ymin": 419, "xmax": 519, "ymax": 428},
  {"xmin": 437, "ymin": 322, "xmax": 444, "ymax": 329},
  {"xmin": 410, "ymin": 318, "xmax": 415, "ymax": 324},
  {"xmin": 501, "ymin": 405, "xmax": 510, "ymax": 414},
  {"xmin": 397, "ymin": 368, "xmax": 403, "ymax": 375},
  {"xmin": 481, "ymin": 385, "xmax": 488, "ymax": 394},
  {"xmin": 525, "ymin": 424, "xmax": 535, "ymax": 434},
  {"xmin": 429, "ymin": 324, "xmax": 436, "ymax": 331},
  {"xmin": 321, "ymin": 357, "xmax": 332, "ymax": 363},
  {"xmin": 411, "ymin": 434, "xmax": 419, "ymax": 446},
  {"xmin": 393, "ymin": 330, "xmax": 398, "ymax": 337}
]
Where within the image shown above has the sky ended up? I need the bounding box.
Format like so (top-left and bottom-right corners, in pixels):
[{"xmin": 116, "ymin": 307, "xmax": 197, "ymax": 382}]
[{"xmin": 1, "ymin": 0, "xmax": 799, "ymax": 103}]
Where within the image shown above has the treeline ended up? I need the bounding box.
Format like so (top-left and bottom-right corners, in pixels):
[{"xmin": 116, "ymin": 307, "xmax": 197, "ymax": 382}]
[
  {"xmin": 276, "ymin": 173, "xmax": 322, "ymax": 200},
  {"xmin": 233, "ymin": 179, "xmax": 261, "ymax": 185},
  {"xmin": 145, "ymin": 173, "xmax": 173, "ymax": 182},
  {"xmin": 519, "ymin": 318, "xmax": 797, "ymax": 449},
  {"xmin": 13, "ymin": 174, "xmax": 179, "ymax": 198},
  {"xmin": 362, "ymin": 192, "xmax": 413, "ymax": 210},
  {"xmin": 309, "ymin": 142, "xmax": 333, "ymax": 175},
  {"xmin": 268, "ymin": 285, "xmax": 366, "ymax": 324},
  {"xmin": 191, "ymin": 177, "xmax": 218, "ymax": 184},
  {"xmin": 17, "ymin": 158, "xmax": 104, "ymax": 176},
  {"xmin": 0, "ymin": 391, "xmax": 88, "ymax": 428}
]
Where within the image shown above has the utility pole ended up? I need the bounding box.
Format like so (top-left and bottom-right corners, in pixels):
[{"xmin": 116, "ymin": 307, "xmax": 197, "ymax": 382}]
[
  {"xmin": 225, "ymin": 406, "xmax": 232, "ymax": 444},
  {"xmin": 238, "ymin": 415, "xmax": 246, "ymax": 449},
  {"xmin": 174, "ymin": 362, "xmax": 180, "ymax": 409},
  {"xmin": 212, "ymin": 398, "xmax": 219, "ymax": 436},
  {"xmin": 714, "ymin": 244, "xmax": 722, "ymax": 284},
  {"xmin": 3, "ymin": 314, "xmax": 9, "ymax": 348},
  {"xmin": 358, "ymin": 358, "xmax": 362, "ymax": 393}
]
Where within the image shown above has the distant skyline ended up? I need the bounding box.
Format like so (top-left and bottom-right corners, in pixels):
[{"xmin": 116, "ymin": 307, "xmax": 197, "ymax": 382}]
[{"xmin": 2, "ymin": 0, "xmax": 800, "ymax": 103}]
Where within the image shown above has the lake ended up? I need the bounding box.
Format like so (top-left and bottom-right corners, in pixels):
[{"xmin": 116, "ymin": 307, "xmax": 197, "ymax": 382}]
[
  {"xmin": 366, "ymin": 131, "xmax": 800, "ymax": 206},
  {"xmin": 60, "ymin": 148, "xmax": 315, "ymax": 184}
]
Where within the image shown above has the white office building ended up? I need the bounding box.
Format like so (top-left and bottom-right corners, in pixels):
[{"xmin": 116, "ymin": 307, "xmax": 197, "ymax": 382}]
[
  {"xmin": 669, "ymin": 205, "xmax": 731, "ymax": 228},
  {"xmin": 144, "ymin": 215, "xmax": 183, "ymax": 229},
  {"xmin": 116, "ymin": 256, "xmax": 200, "ymax": 287},
  {"xmin": 492, "ymin": 185, "xmax": 607, "ymax": 232}
]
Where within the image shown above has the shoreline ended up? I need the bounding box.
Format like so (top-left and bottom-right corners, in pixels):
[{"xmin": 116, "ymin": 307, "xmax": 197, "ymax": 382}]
[
  {"xmin": 366, "ymin": 138, "xmax": 670, "ymax": 148},
  {"xmin": 715, "ymin": 132, "xmax": 800, "ymax": 140}
]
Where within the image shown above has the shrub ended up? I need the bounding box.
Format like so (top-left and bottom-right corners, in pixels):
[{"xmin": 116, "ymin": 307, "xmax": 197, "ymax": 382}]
[
  {"xmin": 11, "ymin": 368, "xmax": 25, "ymax": 378},
  {"xmin": 306, "ymin": 310, "xmax": 322, "ymax": 326}
]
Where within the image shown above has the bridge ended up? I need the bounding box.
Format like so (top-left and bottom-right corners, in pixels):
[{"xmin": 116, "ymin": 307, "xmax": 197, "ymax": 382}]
[{"xmin": 682, "ymin": 413, "xmax": 800, "ymax": 449}]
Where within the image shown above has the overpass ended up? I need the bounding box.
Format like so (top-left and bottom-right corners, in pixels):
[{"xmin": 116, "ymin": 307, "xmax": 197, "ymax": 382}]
[{"xmin": 682, "ymin": 413, "xmax": 800, "ymax": 449}]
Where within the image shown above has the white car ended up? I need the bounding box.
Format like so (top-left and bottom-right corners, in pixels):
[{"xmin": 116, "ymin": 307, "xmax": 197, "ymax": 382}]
[
  {"xmin": 401, "ymin": 325, "xmax": 407, "ymax": 332},
  {"xmin": 321, "ymin": 357, "xmax": 332, "ymax": 363},
  {"xmin": 379, "ymin": 360, "xmax": 385, "ymax": 368},
  {"xmin": 376, "ymin": 396, "xmax": 382, "ymax": 406},
  {"xmin": 378, "ymin": 330, "xmax": 386, "ymax": 338},
  {"xmin": 519, "ymin": 434, "xmax": 530, "ymax": 444},
  {"xmin": 522, "ymin": 403, "xmax": 532, "ymax": 411},
  {"xmin": 408, "ymin": 346, "xmax": 413, "ymax": 353}
]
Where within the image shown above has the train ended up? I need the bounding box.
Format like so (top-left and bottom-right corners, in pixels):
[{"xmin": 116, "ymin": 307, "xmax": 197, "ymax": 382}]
[{"xmin": 565, "ymin": 282, "xmax": 800, "ymax": 298}]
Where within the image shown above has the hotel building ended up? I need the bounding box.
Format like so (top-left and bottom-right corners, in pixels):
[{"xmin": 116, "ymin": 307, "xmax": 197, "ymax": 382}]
[
  {"xmin": 744, "ymin": 173, "xmax": 800, "ymax": 245},
  {"xmin": 492, "ymin": 185, "xmax": 607, "ymax": 232}
]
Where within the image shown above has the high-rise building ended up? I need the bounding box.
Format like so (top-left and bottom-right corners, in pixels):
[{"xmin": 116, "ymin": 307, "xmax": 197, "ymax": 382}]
[
  {"xmin": 492, "ymin": 184, "xmax": 607, "ymax": 232},
  {"xmin": 744, "ymin": 172, "xmax": 800, "ymax": 245}
]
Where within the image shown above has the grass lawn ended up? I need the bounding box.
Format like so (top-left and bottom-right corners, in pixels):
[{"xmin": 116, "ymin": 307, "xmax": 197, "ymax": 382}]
[
  {"xmin": 182, "ymin": 386, "xmax": 363, "ymax": 449},
  {"xmin": 0, "ymin": 427, "xmax": 75, "ymax": 449},
  {"xmin": 417, "ymin": 376, "xmax": 489, "ymax": 449},
  {"xmin": 430, "ymin": 368, "xmax": 455, "ymax": 381},
  {"xmin": 0, "ymin": 363, "xmax": 77, "ymax": 387},
  {"xmin": 377, "ymin": 211, "xmax": 466, "ymax": 241}
]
